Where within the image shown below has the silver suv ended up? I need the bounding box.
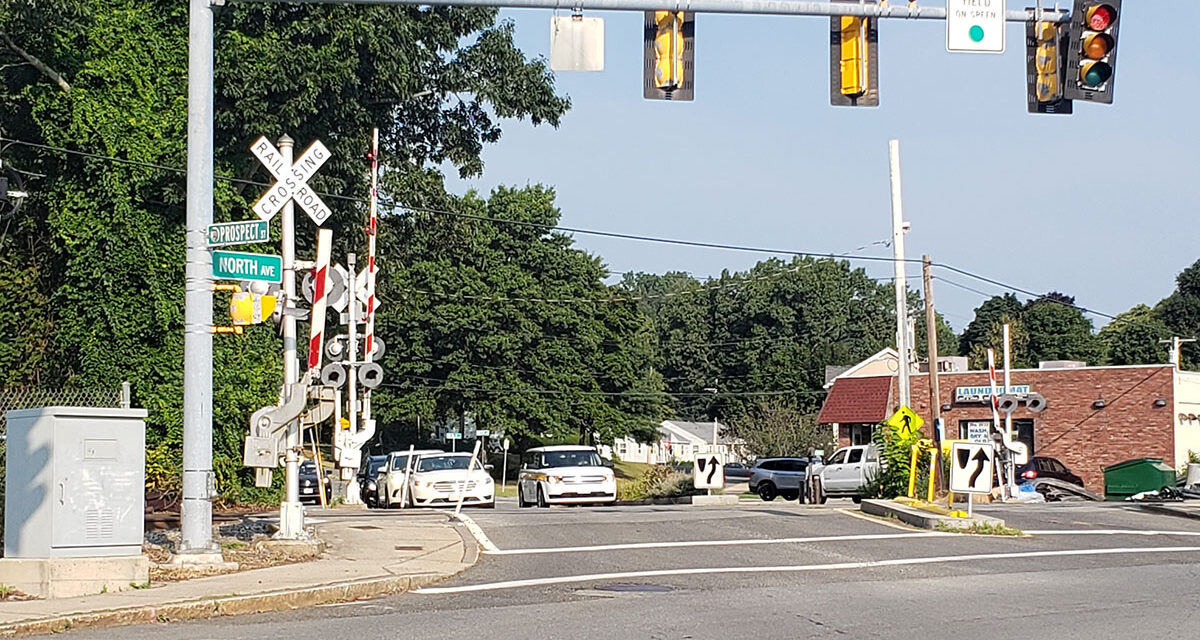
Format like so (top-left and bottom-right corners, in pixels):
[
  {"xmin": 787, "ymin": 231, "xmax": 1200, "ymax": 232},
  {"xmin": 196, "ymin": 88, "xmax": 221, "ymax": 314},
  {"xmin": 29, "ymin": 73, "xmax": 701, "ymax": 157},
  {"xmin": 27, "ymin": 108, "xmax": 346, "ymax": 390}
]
[{"xmin": 748, "ymin": 457, "xmax": 811, "ymax": 502}]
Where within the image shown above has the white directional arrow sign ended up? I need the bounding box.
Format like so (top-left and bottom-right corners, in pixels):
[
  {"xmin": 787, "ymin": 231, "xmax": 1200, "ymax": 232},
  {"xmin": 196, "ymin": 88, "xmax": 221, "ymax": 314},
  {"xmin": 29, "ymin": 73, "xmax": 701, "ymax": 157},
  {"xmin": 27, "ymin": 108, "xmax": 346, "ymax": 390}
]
[{"xmin": 250, "ymin": 136, "xmax": 333, "ymax": 225}]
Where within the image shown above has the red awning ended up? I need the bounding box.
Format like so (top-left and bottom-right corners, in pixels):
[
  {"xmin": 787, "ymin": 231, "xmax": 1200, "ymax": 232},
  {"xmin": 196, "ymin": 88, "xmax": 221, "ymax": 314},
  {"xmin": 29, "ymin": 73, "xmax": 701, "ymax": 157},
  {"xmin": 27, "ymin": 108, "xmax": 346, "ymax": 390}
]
[{"xmin": 817, "ymin": 376, "xmax": 892, "ymax": 424}]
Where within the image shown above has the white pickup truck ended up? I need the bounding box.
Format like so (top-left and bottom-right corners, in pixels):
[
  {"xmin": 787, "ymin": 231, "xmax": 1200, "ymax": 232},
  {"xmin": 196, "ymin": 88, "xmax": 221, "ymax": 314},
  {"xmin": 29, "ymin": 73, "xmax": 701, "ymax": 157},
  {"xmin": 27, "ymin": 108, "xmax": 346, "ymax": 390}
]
[{"xmin": 815, "ymin": 443, "xmax": 880, "ymax": 503}]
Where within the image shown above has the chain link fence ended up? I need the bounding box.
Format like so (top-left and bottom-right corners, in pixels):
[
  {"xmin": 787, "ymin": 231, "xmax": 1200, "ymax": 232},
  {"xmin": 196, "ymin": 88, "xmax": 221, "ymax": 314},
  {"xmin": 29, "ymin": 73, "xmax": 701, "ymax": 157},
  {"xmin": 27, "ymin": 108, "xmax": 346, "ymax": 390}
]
[{"xmin": 0, "ymin": 384, "xmax": 126, "ymax": 555}]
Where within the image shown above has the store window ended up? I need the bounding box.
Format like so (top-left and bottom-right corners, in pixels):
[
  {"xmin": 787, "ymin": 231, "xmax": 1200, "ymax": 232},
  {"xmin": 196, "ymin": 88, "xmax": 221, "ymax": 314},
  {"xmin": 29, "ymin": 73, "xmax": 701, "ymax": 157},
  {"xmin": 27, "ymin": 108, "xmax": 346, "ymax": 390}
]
[{"xmin": 850, "ymin": 424, "xmax": 875, "ymax": 446}]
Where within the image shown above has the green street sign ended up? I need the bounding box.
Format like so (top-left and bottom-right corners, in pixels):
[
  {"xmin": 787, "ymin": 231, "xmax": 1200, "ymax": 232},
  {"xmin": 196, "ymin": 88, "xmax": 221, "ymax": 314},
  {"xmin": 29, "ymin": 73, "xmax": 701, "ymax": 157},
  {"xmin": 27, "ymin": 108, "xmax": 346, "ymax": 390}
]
[
  {"xmin": 207, "ymin": 220, "xmax": 270, "ymax": 247},
  {"xmin": 212, "ymin": 250, "xmax": 282, "ymax": 283}
]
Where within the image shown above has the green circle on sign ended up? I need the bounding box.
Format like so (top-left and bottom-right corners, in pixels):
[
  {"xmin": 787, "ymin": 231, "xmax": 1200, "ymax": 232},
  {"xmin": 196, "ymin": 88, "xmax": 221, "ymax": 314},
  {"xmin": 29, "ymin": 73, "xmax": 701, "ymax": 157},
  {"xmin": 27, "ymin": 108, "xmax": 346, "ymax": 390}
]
[{"xmin": 969, "ymin": 25, "xmax": 985, "ymax": 42}]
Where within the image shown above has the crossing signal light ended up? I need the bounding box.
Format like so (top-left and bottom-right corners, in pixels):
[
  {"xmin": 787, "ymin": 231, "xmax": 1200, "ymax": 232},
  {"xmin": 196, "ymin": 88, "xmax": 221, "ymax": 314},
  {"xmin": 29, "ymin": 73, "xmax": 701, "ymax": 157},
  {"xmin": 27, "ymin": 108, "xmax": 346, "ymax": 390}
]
[
  {"xmin": 643, "ymin": 11, "xmax": 694, "ymax": 101},
  {"xmin": 829, "ymin": 2, "xmax": 879, "ymax": 107},
  {"xmin": 229, "ymin": 292, "xmax": 277, "ymax": 326},
  {"xmin": 1065, "ymin": 1, "xmax": 1120, "ymax": 103},
  {"xmin": 1025, "ymin": 11, "xmax": 1072, "ymax": 114}
]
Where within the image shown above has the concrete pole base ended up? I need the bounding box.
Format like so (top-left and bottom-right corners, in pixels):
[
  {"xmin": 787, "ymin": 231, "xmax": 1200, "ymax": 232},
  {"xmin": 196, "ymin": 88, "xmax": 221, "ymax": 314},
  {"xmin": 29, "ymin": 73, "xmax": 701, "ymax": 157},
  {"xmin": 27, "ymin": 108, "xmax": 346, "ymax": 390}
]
[
  {"xmin": 168, "ymin": 550, "xmax": 237, "ymax": 570},
  {"xmin": 276, "ymin": 501, "xmax": 308, "ymax": 540}
]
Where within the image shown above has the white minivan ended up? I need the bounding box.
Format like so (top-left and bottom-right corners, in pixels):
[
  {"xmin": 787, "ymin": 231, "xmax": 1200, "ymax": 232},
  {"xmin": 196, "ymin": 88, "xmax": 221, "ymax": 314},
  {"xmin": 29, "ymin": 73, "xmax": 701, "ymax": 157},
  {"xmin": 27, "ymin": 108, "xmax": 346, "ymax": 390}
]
[{"xmin": 518, "ymin": 446, "xmax": 617, "ymax": 508}]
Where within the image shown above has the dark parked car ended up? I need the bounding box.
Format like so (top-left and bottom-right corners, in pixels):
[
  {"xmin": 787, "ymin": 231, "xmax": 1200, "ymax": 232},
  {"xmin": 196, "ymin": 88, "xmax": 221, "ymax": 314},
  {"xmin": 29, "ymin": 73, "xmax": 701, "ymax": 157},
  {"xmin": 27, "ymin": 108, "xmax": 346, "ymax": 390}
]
[
  {"xmin": 723, "ymin": 462, "xmax": 752, "ymax": 480},
  {"xmin": 1017, "ymin": 456, "xmax": 1085, "ymax": 487},
  {"xmin": 299, "ymin": 460, "xmax": 333, "ymax": 504},
  {"xmin": 358, "ymin": 455, "xmax": 389, "ymax": 508}
]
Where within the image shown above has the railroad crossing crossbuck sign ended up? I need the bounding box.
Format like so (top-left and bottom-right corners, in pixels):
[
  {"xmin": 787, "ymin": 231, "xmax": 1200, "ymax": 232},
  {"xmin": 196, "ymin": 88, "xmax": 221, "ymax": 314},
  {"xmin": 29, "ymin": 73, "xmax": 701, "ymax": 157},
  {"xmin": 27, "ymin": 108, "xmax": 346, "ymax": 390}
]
[
  {"xmin": 250, "ymin": 136, "xmax": 333, "ymax": 225},
  {"xmin": 693, "ymin": 454, "xmax": 724, "ymax": 490},
  {"xmin": 950, "ymin": 442, "xmax": 994, "ymax": 494}
]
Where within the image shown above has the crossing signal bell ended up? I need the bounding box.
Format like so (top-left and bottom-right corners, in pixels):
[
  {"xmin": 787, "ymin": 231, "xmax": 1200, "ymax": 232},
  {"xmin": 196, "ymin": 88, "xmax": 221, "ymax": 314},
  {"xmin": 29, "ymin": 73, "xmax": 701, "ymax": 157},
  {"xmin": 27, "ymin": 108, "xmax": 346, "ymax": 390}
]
[
  {"xmin": 829, "ymin": 2, "xmax": 879, "ymax": 108},
  {"xmin": 643, "ymin": 11, "xmax": 694, "ymax": 101},
  {"xmin": 1025, "ymin": 11, "xmax": 1072, "ymax": 114},
  {"xmin": 1065, "ymin": 1, "xmax": 1120, "ymax": 103}
]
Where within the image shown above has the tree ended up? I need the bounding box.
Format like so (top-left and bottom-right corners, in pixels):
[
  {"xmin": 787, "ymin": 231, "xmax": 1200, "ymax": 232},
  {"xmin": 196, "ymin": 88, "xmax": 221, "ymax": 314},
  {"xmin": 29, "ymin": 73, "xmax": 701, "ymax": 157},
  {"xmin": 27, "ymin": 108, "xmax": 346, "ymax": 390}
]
[
  {"xmin": 1157, "ymin": 259, "xmax": 1200, "ymax": 370},
  {"xmin": 959, "ymin": 294, "xmax": 1023, "ymax": 357},
  {"xmin": 0, "ymin": 0, "xmax": 569, "ymax": 498},
  {"xmin": 1099, "ymin": 305, "xmax": 1168, "ymax": 366},
  {"xmin": 1022, "ymin": 294, "xmax": 1104, "ymax": 365},
  {"xmin": 967, "ymin": 314, "xmax": 1030, "ymax": 370},
  {"xmin": 723, "ymin": 399, "xmax": 834, "ymax": 460},
  {"xmin": 372, "ymin": 186, "xmax": 665, "ymax": 449}
]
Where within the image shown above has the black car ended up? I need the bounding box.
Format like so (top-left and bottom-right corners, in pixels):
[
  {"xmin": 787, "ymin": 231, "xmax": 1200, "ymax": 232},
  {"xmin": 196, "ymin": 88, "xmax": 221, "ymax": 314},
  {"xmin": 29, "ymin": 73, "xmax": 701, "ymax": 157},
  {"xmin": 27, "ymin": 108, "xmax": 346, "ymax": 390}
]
[
  {"xmin": 299, "ymin": 461, "xmax": 333, "ymax": 504},
  {"xmin": 723, "ymin": 462, "xmax": 752, "ymax": 480},
  {"xmin": 358, "ymin": 455, "xmax": 389, "ymax": 507},
  {"xmin": 1017, "ymin": 456, "xmax": 1085, "ymax": 488}
]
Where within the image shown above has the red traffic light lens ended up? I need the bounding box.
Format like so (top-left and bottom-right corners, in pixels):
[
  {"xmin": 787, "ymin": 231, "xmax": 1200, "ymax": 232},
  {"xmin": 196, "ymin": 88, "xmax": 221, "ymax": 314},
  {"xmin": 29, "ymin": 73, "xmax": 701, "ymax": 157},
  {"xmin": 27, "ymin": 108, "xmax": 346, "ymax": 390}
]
[
  {"xmin": 1084, "ymin": 33, "xmax": 1114, "ymax": 59},
  {"xmin": 1087, "ymin": 5, "xmax": 1116, "ymax": 31},
  {"xmin": 1080, "ymin": 61, "xmax": 1112, "ymax": 87}
]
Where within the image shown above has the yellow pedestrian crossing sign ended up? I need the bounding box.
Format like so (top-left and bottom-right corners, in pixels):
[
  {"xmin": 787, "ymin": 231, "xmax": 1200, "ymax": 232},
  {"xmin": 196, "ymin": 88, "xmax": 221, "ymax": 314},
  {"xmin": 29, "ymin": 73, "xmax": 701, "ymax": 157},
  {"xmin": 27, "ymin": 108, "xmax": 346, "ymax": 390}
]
[{"xmin": 886, "ymin": 406, "xmax": 924, "ymax": 437}]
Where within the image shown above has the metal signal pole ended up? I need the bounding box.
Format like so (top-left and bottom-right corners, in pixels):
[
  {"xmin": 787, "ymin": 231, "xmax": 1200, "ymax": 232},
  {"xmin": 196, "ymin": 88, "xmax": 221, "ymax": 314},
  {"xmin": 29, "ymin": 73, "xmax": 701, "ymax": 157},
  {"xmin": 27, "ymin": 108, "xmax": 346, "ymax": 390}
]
[{"xmin": 889, "ymin": 140, "xmax": 910, "ymax": 408}]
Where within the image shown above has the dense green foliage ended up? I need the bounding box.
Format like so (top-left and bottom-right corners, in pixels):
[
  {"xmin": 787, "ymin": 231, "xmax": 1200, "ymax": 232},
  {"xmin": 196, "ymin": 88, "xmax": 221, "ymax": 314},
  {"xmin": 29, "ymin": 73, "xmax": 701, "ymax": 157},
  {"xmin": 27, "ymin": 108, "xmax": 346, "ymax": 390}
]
[{"xmin": 724, "ymin": 399, "xmax": 835, "ymax": 460}]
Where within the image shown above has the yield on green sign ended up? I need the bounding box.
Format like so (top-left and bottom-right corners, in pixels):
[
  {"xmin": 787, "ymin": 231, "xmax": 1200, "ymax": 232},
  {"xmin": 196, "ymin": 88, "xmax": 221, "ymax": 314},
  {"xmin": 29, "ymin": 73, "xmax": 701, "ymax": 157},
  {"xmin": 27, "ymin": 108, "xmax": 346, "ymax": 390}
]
[
  {"xmin": 212, "ymin": 250, "xmax": 282, "ymax": 283},
  {"xmin": 207, "ymin": 220, "xmax": 270, "ymax": 247},
  {"xmin": 946, "ymin": 0, "xmax": 1005, "ymax": 53}
]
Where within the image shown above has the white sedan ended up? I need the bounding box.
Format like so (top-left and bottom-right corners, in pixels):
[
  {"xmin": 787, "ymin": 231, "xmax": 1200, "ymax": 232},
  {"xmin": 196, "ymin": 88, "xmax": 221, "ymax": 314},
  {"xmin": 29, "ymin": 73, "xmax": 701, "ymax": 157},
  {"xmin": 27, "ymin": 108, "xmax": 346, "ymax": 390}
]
[
  {"xmin": 518, "ymin": 446, "xmax": 617, "ymax": 508},
  {"xmin": 406, "ymin": 453, "xmax": 495, "ymax": 508}
]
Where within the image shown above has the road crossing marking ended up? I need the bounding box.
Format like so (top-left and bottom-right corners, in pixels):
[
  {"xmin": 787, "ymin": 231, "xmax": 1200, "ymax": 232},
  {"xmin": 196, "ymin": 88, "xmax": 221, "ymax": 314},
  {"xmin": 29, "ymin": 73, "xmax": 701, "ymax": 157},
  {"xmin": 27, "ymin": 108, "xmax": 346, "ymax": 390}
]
[
  {"xmin": 414, "ymin": 546, "xmax": 1200, "ymax": 595},
  {"xmin": 484, "ymin": 532, "xmax": 954, "ymax": 555}
]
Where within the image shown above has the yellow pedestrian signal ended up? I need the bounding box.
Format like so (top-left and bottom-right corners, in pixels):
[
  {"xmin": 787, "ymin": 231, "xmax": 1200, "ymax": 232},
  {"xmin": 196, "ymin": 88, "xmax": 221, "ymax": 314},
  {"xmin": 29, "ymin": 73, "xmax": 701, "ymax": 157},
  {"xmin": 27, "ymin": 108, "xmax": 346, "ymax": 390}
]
[
  {"xmin": 229, "ymin": 292, "xmax": 278, "ymax": 326},
  {"xmin": 643, "ymin": 11, "xmax": 694, "ymax": 101},
  {"xmin": 653, "ymin": 11, "xmax": 684, "ymax": 90},
  {"xmin": 1025, "ymin": 12, "xmax": 1072, "ymax": 114},
  {"xmin": 829, "ymin": 1, "xmax": 878, "ymax": 108}
]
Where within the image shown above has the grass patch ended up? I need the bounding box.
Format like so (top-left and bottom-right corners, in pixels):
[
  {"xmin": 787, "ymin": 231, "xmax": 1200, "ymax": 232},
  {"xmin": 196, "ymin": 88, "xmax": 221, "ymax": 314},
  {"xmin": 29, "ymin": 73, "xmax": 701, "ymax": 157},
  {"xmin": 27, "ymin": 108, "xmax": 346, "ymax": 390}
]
[
  {"xmin": 494, "ymin": 483, "xmax": 518, "ymax": 499},
  {"xmin": 220, "ymin": 540, "xmax": 247, "ymax": 550},
  {"xmin": 613, "ymin": 460, "xmax": 654, "ymax": 481},
  {"xmin": 936, "ymin": 521, "xmax": 1024, "ymax": 536},
  {"xmin": 130, "ymin": 581, "xmax": 152, "ymax": 590}
]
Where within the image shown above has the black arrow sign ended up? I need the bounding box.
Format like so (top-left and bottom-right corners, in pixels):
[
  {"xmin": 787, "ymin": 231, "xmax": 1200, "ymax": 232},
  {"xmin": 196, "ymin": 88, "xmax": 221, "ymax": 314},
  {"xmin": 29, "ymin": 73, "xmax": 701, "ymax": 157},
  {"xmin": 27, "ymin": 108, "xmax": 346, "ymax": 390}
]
[
  {"xmin": 706, "ymin": 456, "xmax": 720, "ymax": 484},
  {"xmin": 969, "ymin": 449, "xmax": 990, "ymax": 487}
]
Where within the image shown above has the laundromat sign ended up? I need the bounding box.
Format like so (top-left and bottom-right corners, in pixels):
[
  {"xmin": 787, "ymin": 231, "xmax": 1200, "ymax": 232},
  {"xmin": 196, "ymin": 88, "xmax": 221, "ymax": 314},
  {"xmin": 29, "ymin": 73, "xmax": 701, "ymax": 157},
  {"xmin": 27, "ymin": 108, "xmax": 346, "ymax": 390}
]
[{"xmin": 954, "ymin": 385, "xmax": 1031, "ymax": 403}]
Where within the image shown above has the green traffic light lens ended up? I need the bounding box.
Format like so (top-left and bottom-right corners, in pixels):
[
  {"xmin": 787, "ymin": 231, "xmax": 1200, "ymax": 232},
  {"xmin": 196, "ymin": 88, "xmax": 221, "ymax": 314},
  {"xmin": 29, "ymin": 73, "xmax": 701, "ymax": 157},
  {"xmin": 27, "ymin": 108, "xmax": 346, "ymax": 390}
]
[{"xmin": 1081, "ymin": 61, "xmax": 1112, "ymax": 87}]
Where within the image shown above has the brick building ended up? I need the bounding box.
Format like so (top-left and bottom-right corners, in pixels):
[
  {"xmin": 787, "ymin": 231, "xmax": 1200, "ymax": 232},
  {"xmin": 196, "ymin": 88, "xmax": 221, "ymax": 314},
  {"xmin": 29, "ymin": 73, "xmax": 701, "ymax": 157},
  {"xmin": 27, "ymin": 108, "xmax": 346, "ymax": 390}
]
[{"xmin": 819, "ymin": 357, "xmax": 1200, "ymax": 491}]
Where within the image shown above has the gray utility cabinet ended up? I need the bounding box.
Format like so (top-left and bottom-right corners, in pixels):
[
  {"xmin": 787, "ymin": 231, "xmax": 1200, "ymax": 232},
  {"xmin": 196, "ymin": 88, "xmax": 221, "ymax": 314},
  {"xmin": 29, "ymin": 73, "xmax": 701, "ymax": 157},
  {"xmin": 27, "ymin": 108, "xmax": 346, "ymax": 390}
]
[{"xmin": 4, "ymin": 407, "xmax": 146, "ymax": 558}]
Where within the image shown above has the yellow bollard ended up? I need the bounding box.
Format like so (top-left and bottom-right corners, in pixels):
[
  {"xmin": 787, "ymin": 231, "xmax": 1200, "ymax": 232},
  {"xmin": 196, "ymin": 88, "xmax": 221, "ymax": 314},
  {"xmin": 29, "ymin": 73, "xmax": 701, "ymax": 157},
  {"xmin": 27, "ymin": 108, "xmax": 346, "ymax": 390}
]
[
  {"xmin": 908, "ymin": 445, "xmax": 920, "ymax": 499},
  {"xmin": 927, "ymin": 448, "xmax": 938, "ymax": 503}
]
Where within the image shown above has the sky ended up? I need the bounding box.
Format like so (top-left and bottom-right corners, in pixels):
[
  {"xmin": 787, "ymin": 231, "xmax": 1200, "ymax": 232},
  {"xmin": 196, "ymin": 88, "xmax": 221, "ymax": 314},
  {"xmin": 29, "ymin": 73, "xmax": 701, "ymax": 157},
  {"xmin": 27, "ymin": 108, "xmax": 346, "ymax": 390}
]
[{"xmin": 444, "ymin": 3, "xmax": 1200, "ymax": 333}]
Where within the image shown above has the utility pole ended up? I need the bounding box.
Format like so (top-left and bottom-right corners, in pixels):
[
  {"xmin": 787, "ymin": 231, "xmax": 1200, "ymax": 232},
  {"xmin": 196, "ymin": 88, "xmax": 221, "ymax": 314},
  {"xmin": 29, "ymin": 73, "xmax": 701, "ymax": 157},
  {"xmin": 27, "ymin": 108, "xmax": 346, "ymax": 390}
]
[
  {"xmin": 278, "ymin": 135, "xmax": 304, "ymax": 539},
  {"xmin": 922, "ymin": 255, "xmax": 942, "ymax": 448},
  {"xmin": 179, "ymin": 0, "xmax": 217, "ymax": 560},
  {"xmin": 889, "ymin": 139, "xmax": 910, "ymax": 408},
  {"xmin": 1161, "ymin": 337, "xmax": 1196, "ymax": 368}
]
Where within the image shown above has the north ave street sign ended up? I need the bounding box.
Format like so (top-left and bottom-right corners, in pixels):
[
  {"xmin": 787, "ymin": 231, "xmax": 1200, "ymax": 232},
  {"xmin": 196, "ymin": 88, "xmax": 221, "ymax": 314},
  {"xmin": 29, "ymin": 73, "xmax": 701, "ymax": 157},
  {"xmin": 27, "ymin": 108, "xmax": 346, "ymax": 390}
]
[
  {"xmin": 212, "ymin": 250, "xmax": 283, "ymax": 283},
  {"xmin": 207, "ymin": 220, "xmax": 270, "ymax": 247}
]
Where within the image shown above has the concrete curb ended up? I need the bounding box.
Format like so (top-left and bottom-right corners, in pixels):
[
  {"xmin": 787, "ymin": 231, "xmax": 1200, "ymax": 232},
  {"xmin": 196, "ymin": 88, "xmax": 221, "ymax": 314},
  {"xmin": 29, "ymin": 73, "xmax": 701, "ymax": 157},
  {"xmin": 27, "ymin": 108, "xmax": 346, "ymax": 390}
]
[
  {"xmin": 861, "ymin": 499, "xmax": 1005, "ymax": 530},
  {"xmin": 0, "ymin": 573, "xmax": 451, "ymax": 638}
]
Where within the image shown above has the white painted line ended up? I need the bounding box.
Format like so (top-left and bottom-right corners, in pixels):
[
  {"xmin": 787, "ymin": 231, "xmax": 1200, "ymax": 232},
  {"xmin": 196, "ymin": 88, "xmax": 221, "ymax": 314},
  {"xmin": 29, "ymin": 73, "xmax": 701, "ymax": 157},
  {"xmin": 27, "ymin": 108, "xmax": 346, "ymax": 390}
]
[
  {"xmin": 835, "ymin": 507, "xmax": 920, "ymax": 531},
  {"xmin": 415, "ymin": 546, "xmax": 1200, "ymax": 595},
  {"xmin": 452, "ymin": 513, "xmax": 500, "ymax": 553},
  {"xmin": 1024, "ymin": 529, "xmax": 1200, "ymax": 537},
  {"xmin": 484, "ymin": 532, "xmax": 952, "ymax": 556}
]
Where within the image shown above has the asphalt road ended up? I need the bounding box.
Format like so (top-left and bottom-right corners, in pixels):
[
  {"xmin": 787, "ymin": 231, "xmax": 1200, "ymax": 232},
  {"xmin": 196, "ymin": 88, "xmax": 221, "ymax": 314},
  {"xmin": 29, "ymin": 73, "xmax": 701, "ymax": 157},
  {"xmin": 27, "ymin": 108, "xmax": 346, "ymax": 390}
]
[{"xmin": 64, "ymin": 499, "xmax": 1200, "ymax": 639}]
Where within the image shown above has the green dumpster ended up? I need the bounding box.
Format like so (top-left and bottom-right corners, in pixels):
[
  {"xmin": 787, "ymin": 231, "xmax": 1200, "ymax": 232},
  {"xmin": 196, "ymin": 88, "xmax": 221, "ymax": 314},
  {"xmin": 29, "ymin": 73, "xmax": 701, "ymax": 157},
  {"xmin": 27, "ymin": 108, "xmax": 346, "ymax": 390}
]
[{"xmin": 1103, "ymin": 458, "xmax": 1177, "ymax": 499}]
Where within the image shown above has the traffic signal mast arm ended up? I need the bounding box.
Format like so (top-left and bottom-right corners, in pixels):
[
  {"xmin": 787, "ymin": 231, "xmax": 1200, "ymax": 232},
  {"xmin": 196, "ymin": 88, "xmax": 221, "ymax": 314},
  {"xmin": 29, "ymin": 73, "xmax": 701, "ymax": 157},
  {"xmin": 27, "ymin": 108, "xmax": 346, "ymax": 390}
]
[{"xmin": 243, "ymin": 0, "xmax": 1066, "ymax": 23}]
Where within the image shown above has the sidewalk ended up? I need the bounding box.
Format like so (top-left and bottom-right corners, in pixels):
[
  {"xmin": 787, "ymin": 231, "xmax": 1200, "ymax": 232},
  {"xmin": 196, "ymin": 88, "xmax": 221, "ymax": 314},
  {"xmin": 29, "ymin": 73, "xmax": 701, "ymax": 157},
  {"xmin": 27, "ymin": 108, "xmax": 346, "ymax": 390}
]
[{"xmin": 0, "ymin": 511, "xmax": 474, "ymax": 637}]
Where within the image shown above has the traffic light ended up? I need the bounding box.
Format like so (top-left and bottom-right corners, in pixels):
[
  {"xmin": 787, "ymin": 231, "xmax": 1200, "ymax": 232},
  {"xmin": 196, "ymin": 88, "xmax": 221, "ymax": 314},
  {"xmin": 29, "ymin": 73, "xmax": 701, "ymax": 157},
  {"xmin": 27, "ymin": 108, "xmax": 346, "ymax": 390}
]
[
  {"xmin": 229, "ymin": 291, "xmax": 278, "ymax": 326},
  {"xmin": 829, "ymin": 2, "xmax": 879, "ymax": 107},
  {"xmin": 643, "ymin": 10, "xmax": 694, "ymax": 101},
  {"xmin": 1025, "ymin": 10, "xmax": 1072, "ymax": 114},
  {"xmin": 1065, "ymin": 1, "xmax": 1121, "ymax": 103}
]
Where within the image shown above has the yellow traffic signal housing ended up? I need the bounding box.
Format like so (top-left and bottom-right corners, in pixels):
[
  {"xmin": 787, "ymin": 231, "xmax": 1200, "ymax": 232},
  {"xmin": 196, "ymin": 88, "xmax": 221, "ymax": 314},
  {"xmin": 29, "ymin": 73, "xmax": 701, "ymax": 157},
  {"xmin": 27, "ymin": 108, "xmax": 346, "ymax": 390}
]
[
  {"xmin": 1065, "ymin": 1, "xmax": 1120, "ymax": 103},
  {"xmin": 829, "ymin": 2, "xmax": 878, "ymax": 107},
  {"xmin": 1025, "ymin": 12, "xmax": 1073, "ymax": 114},
  {"xmin": 229, "ymin": 292, "xmax": 278, "ymax": 326},
  {"xmin": 643, "ymin": 11, "xmax": 694, "ymax": 101}
]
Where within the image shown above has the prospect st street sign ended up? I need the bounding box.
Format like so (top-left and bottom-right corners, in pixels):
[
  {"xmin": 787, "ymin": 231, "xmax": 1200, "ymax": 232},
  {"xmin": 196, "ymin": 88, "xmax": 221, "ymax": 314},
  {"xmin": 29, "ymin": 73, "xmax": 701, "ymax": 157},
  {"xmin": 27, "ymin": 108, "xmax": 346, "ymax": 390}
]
[
  {"xmin": 212, "ymin": 250, "xmax": 283, "ymax": 283},
  {"xmin": 207, "ymin": 219, "xmax": 270, "ymax": 247}
]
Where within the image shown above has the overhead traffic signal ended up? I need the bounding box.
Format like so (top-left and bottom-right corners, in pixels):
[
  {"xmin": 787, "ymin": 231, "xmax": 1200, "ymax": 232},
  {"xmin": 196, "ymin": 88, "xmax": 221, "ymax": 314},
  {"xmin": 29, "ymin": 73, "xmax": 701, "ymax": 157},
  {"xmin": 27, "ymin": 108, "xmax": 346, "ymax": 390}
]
[
  {"xmin": 1065, "ymin": 1, "xmax": 1120, "ymax": 103},
  {"xmin": 1025, "ymin": 10, "xmax": 1072, "ymax": 114},
  {"xmin": 643, "ymin": 10, "xmax": 694, "ymax": 101},
  {"xmin": 829, "ymin": 1, "xmax": 879, "ymax": 107}
]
